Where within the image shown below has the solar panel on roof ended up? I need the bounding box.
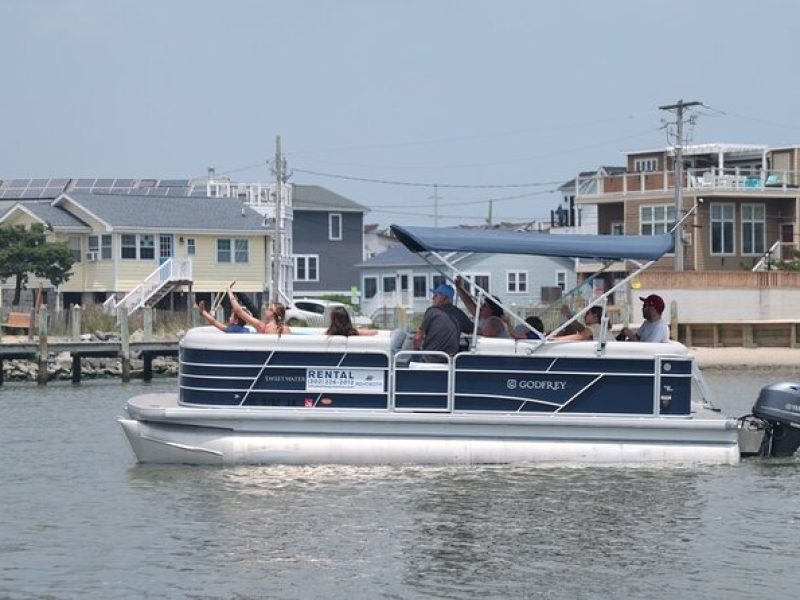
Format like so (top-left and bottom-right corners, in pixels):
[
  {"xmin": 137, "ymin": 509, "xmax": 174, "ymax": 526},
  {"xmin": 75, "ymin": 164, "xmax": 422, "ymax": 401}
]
[
  {"xmin": 43, "ymin": 188, "xmax": 63, "ymax": 197},
  {"xmin": 112, "ymin": 179, "xmax": 135, "ymax": 188},
  {"xmin": 30, "ymin": 178, "xmax": 48, "ymax": 186},
  {"xmin": 9, "ymin": 179, "xmax": 31, "ymax": 187},
  {"xmin": 94, "ymin": 178, "xmax": 114, "ymax": 187},
  {"xmin": 156, "ymin": 179, "xmax": 190, "ymax": 188},
  {"xmin": 73, "ymin": 178, "xmax": 96, "ymax": 187},
  {"xmin": 47, "ymin": 178, "xmax": 70, "ymax": 187},
  {"xmin": 22, "ymin": 189, "xmax": 43, "ymax": 198},
  {"xmin": 92, "ymin": 187, "xmax": 112, "ymax": 194}
]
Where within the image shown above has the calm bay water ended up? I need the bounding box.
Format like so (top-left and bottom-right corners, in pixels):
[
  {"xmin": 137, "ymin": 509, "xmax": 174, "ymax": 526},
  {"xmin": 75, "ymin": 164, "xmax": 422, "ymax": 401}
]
[{"xmin": 1, "ymin": 368, "xmax": 799, "ymax": 599}]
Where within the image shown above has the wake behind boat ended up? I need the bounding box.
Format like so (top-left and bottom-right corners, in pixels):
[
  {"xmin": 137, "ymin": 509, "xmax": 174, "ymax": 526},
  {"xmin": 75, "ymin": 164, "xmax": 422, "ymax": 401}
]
[{"xmin": 119, "ymin": 223, "xmax": 800, "ymax": 466}]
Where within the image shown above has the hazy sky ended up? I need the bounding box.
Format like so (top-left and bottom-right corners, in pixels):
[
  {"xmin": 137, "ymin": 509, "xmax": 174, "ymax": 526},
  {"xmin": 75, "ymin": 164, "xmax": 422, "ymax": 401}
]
[{"xmin": 3, "ymin": 0, "xmax": 800, "ymax": 227}]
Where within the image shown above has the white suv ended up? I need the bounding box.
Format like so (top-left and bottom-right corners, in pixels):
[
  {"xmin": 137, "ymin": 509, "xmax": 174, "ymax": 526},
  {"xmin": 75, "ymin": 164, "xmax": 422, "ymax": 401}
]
[{"xmin": 286, "ymin": 299, "xmax": 372, "ymax": 327}]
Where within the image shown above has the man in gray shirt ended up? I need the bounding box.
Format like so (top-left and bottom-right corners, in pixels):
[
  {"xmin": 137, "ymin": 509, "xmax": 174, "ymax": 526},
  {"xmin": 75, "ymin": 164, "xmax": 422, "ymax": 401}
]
[
  {"xmin": 619, "ymin": 294, "xmax": 669, "ymax": 343},
  {"xmin": 413, "ymin": 283, "xmax": 472, "ymax": 361}
]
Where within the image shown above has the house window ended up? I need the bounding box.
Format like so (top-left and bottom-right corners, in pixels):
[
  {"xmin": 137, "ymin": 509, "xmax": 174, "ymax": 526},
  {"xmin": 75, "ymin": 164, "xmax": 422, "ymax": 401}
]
[
  {"xmin": 382, "ymin": 276, "xmax": 396, "ymax": 293},
  {"xmin": 186, "ymin": 238, "xmax": 196, "ymax": 255},
  {"xmin": 640, "ymin": 204, "xmax": 675, "ymax": 236},
  {"xmin": 121, "ymin": 234, "xmax": 138, "ymax": 259},
  {"xmin": 364, "ymin": 277, "xmax": 377, "ymax": 299},
  {"xmin": 294, "ymin": 255, "xmax": 319, "ymax": 282},
  {"xmin": 68, "ymin": 236, "xmax": 81, "ymax": 262},
  {"xmin": 556, "ymin": 271, "xmax": 567, "ymax": 291},
  {"xmin": 88, "ymin": 235, "xmax": 99, "ymax": 257},
  {"xmin": 507, "ymin": 271, "xmax": 528, "ymax": 293},
  {"xmin": 329, "ymin": 213, "xmax": 342, "ymax": 241},
  {"xmin": 741, "ymin": 203, "xmax": 766, "ymax": 255},
  {"xmin": 216, "ymin": 238, "xmax": 248, "ymax": 263},
  {"xmin": 139, "ymin": 234, "xmax": 155, "ymax": 260},
  {"xmin": 101, "ymin": 235, "xmax": 112, "ymax": 260},
  {"xmin": 217, "ymin": 239, "xmax": 231, "ymax": 263},
  {"xmin": 710, "ymin": 203, "xmax": 735, "ymax": 255},
  {"xmin": 432, "ymin": 274, "xmax": 446, "ymax": 289},
  {"xmin": 413, "ymin": 275, "xmax": 427, "ymax": 298},
  {"xmin": 634, "ymin": 158, "xmax": 658, "ymax": 172},
  {"xmin": 464, "ymin": 273, "xmax": 491, "ymax": 296},
  {"xmin": 234, "ymin": 239, "xmax": 249, "ymax": 263},
  {"xmin": 611, "ymin": 222, "xmax": 624, "ymax": 236}
]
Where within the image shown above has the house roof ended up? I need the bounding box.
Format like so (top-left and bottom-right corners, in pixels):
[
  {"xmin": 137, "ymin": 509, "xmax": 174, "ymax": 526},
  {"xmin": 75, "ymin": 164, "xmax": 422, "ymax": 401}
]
[
  {"xmin": 292, "ymin": 184, "xmax": 368, "ymax": 213},
  {"xmin": 357, "ymin": 243, "xmax": 470, "ymax": 268},
  {"xmin": 559, "ymin": 166, "xmax": 626, "ymax": 192},
  {"xmin": 55, "ymin": 192, "xmax": 267, "ymax": 233},
  {"xmin": 0, "ymin": 200, "xmax": 91, "ymax": 230}
]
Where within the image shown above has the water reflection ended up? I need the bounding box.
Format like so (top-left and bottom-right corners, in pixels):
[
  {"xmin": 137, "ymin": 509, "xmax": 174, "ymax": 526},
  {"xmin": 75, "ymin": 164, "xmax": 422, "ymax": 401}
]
[{"xmin": 126, "ymin": 464, "xmax": 713, "ymax": 598}]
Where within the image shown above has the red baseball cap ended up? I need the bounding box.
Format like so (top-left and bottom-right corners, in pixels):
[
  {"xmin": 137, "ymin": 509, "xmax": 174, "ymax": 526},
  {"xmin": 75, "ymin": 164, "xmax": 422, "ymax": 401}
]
[{"xmin": 639, "ymin": 294, "xmax": 665, "ymax": 313}]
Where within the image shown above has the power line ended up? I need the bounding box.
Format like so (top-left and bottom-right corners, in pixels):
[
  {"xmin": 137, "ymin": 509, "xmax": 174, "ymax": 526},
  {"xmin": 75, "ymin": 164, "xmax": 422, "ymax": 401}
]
[{"xmin": 291, "ymin": 167, "xmax": 560, "ymax": 189}]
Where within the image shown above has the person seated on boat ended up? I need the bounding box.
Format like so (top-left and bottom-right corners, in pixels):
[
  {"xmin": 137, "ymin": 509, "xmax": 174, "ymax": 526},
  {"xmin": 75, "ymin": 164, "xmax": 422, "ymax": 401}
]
[
  {"xmin": 618, "ymin": 294, "xmax": 669, "ymax": 342},
  {"xmin": 413, "ymin": 283, "xmax": 472, "ymax": 362},
  {"xmin": 555, "ymin": 306, "xmax": 603, "ymax": 341},
  {"xmin": 556, "ymin": 304, "xmax": 582, "ymax": 336},
  {"xmin": 226, "ymin": 285, "xmax": 292, "ymax": 335},
  {"xmin": 196, "ymin": 300, "xmax": 251, "ymax": 333},
  {"xmin": 506, "ymin": 315, "xmax": 545, "ymax": 340},
  {"xmin": 453, "ymin": 276, "xmax": 508, "ymax": 337},
  {"xmin": 480, "ymin": 315, "xmax": 510, "ymax": 338},
  {"xmin": 325, "ymin": 306, "xmax": 378, "ymax": 336}
]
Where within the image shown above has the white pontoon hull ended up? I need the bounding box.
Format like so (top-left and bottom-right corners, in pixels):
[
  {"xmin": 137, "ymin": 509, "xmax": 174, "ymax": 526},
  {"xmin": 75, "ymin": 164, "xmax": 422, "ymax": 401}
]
[{"xmin": 120, "ymin": 392, "xmax": 740, "ymax": 466}]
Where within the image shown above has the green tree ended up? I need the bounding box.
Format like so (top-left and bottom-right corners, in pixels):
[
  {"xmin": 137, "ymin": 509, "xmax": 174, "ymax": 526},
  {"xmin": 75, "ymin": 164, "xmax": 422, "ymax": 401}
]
[{"xmin": 0, "ymin": 224, "xmax": 75, "ymax": 306}]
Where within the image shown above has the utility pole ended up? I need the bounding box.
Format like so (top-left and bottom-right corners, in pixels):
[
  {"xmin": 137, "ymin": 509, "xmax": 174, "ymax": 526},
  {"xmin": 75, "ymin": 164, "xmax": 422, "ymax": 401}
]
[
  {"xmin": 271, "ymin": 135, "xmax": 284, "ymax": 302},
  {"xmin": 659, "ymin": 99, "xmax": 701, "ymax": 272},
  {"xmin": 429, "ymin": 184, "xmax": 440, "ymax": 227}
]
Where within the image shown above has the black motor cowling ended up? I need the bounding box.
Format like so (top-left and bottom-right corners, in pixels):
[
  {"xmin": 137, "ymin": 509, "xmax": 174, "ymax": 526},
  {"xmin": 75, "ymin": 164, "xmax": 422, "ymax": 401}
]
[{"xmin": 751, "ymin": 382, "xmax": 800, "ymax": 458}]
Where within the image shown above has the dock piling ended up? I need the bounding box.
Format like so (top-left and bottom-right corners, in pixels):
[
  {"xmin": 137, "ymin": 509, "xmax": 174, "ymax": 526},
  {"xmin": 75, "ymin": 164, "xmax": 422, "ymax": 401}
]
[
  {"xmin": 119, "ymin": 306, "xmax": 130, "ymax": 383},
  {"xmin": 36, "ymin": 306, "xmax": 48, "ymax": 385}
]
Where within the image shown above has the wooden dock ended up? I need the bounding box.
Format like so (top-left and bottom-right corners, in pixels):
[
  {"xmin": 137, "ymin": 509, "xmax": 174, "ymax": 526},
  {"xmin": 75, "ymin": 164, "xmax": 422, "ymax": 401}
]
[{"xmin": 0, "ymin": 304, "xmax": 182, "ymax": 385}]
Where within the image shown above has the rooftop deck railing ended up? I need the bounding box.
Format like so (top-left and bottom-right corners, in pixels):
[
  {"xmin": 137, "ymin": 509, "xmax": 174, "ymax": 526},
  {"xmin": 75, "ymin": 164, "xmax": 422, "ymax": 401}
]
[{"xmin": 577, "ymin": 168, "xmax": 800, "ymax": 198}]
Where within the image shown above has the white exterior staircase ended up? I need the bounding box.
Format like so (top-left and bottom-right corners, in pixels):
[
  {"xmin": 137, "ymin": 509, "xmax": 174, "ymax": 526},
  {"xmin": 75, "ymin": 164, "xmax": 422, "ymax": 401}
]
[{"xmin": 104, "ymin": 258, "xmax": 193, "ymax": 315}]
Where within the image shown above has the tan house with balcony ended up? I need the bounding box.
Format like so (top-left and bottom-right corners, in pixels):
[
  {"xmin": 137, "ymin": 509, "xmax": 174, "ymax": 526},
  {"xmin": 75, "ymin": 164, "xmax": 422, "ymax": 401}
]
[
  {"xmin": 0, "ymin": 192, "xmax": 269, "ymax": 312},
  {"xmin": 574, "ymin": 143, "xmax": 800, "ymax": 271}
]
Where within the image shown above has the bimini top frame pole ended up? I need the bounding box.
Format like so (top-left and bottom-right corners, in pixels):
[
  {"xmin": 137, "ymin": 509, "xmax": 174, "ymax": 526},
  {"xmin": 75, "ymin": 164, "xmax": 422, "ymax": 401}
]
[{"xmin": 391, "ymin": 202, "xmax": 700, "ymax": 348}]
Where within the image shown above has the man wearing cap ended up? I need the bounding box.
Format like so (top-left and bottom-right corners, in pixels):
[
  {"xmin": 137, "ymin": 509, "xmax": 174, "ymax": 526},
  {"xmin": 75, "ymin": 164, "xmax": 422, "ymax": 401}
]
[
  {"xmin": 619, "ymin": 294, "xmax": 669, "ymax": 343},
  {"xmin": 413, "ymin": 283, "xmax": 473, "ymax": 361}
]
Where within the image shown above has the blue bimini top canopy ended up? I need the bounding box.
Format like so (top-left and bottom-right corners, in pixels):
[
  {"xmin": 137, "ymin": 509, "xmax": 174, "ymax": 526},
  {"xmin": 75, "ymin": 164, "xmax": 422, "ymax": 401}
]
[{"xmin": 390, "ymin": 225, "xmax": 674, "ymax": 261}]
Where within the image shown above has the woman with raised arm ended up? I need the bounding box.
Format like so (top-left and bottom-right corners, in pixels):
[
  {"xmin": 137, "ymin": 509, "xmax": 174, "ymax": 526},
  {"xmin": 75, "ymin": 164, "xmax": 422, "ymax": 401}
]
[
  {"xmin": 226, "ymin": 284, "xmax": 292, "ymax": 335},
  {"xmin": 196, "ymin": 300, "xmax": 251, "ymax": 333},
  {"xmin": 325, "ymin": 306, "xmax": 378, "ymax": 336}
]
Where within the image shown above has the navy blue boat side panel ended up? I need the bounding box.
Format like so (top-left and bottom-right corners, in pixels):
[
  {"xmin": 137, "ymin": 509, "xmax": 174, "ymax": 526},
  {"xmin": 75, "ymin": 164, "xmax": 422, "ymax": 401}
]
[
  {"xmin": 454, "ymin": 355, "xmax": 656, "ymax": 375},
  {"xmin": 395, "ymin": 370, "xmax": 450, "ymax": 393},
  {"xmin": 455, "ymin": 371, "xmax": 594, "ymax": 405},
  {"xmin": 659, "ymin": 359, "xmax": 692, "ymax": 375},
  {"xmin": 658, "ymin": 375, "xmax": 691, "ymax": 415},
  {"xmin": 181, "ymin": 388, "xmax": 389, "ymax": 408},
  {"xmin": 394, "ymin": 394, "xmax": 450, "ymax": 409},
  {"xmin": 181, "ymin": 363, "xmax": 264, "ymax": 378},
  {"xmin": 561, "ymin": 376, "xmax": 654, "ymax": 413},
  {"xmin": 455, "ymin": 355, "xmax": 554, "ymax": 371},
  {"xmin": 454, "ymin": 396, "xmax": 556, "ymax": 412},
  {"xmin": 181, "ymin": 348, "xmax": 388, "ymax": 368},
  {"xmin": 551, "ymin": 357, "xmax": 655, "ymax": 374},
  {"xmin": 395, "ymin": 369, "xmax": 448, "ymax": 410}
]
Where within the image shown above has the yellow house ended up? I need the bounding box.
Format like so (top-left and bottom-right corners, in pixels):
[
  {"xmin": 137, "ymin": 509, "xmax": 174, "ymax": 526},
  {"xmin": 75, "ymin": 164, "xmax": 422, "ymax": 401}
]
[{"xmin": 0, "ymin": 192, "xmax": 269, "ymax": 310}]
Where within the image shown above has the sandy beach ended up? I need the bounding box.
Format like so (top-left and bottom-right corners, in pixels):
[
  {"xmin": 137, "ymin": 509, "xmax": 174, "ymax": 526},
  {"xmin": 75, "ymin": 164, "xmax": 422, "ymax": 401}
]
[{"xmin": 691, "ymin": 346, "xmax": 800, "ymax": 370}]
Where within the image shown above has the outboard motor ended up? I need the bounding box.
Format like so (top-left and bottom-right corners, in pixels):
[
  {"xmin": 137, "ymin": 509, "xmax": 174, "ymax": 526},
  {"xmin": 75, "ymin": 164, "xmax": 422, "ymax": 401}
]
[{"xmin": 750, "ymin": 382, "xmax": 800, "ymax": 458}]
